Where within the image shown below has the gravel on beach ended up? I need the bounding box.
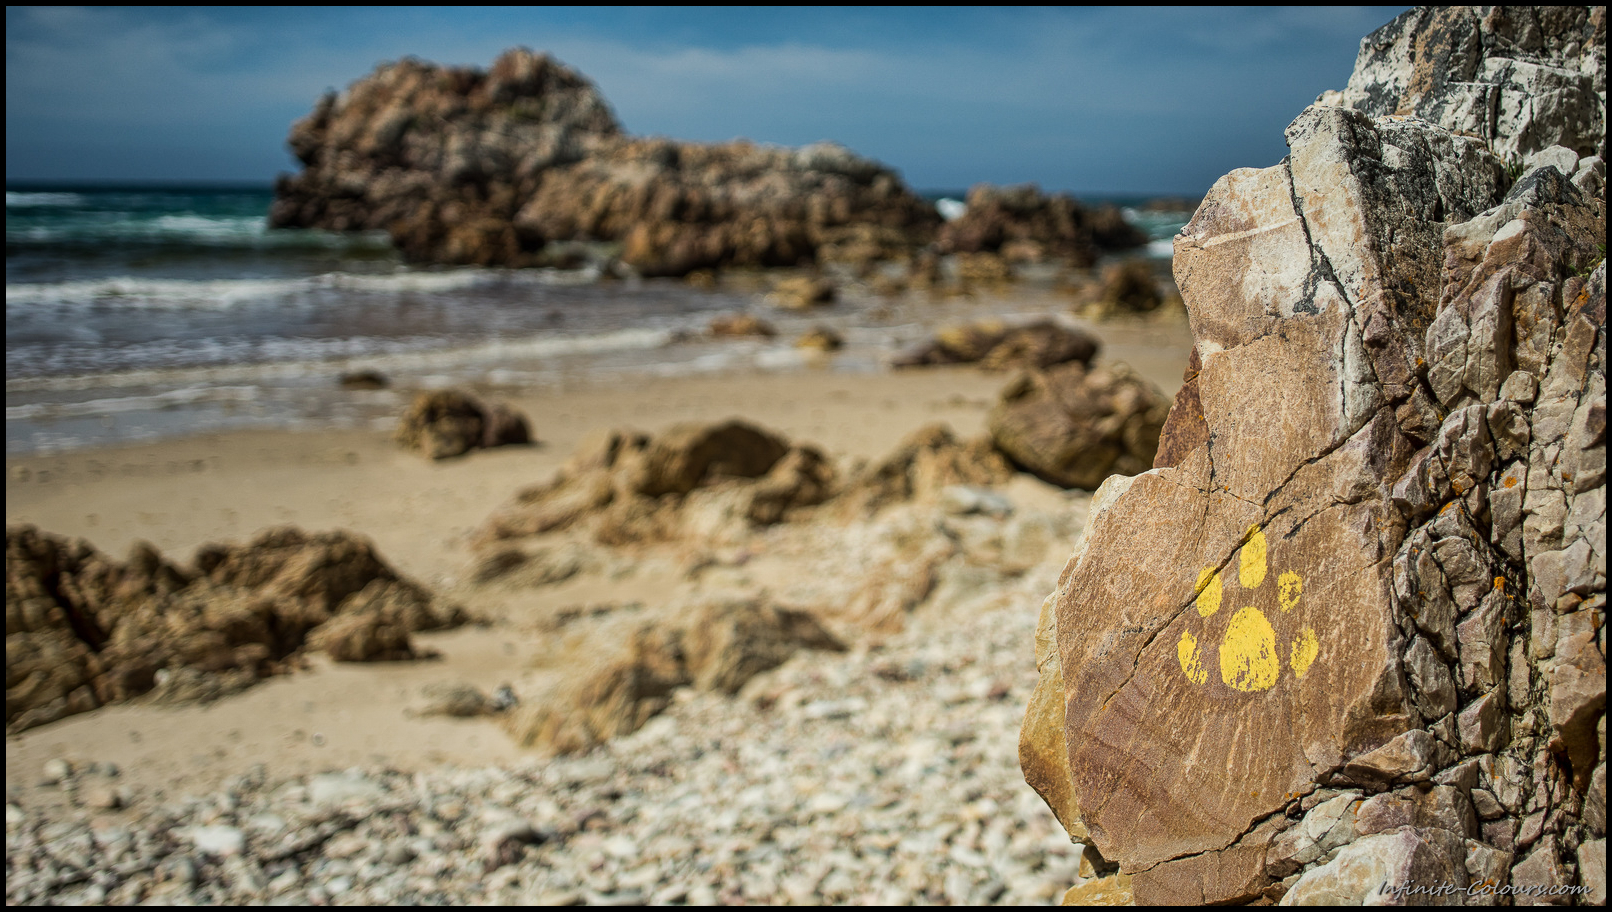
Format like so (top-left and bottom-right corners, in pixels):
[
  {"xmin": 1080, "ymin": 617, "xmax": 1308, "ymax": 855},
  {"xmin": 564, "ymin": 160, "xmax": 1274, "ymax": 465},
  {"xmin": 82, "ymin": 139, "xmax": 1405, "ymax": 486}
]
[{"xmin": 6, "ymin": 598, "xmax": 1092, "ymax": 905}]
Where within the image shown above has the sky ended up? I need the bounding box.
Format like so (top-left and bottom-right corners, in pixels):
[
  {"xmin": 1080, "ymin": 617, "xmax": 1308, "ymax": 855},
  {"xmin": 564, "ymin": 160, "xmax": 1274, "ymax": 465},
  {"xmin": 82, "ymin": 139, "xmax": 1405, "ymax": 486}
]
[{"xmin": 6, "ymin": 6, "xmax": 1411, "ymax": 197}]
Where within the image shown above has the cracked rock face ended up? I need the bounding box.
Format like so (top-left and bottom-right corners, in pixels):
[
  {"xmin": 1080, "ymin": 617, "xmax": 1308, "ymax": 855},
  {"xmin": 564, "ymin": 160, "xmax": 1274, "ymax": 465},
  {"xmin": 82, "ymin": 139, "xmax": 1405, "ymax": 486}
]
[
  {"xmin": 1020, "ymin": 16, "xmax": 1605, "ymax": 901},
  {"xmin": 1321, "ymin": 6, "xmax": 1606, "ymax": 163}
]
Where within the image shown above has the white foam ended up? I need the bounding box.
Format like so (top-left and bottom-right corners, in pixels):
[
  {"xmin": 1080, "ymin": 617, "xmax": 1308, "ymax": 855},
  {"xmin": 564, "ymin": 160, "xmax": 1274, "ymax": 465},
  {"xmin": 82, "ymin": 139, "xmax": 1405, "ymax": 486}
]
[
  {"xmin": 1147, "ymin": 239, "xmax": 1176, "ymax": 258},
  {"xmin": 5, "ymin": 275, "xmax": 316, "ymax": 309},
  {"xmin": 935, "ymin": 198, "xmax": 966, "ymax": 221},
  {"xmin": 5, "ymin": 266, "xmax": 609, "ymax": 310},
  {"xmin": 4, "ymin": 327, "xmax": 676, "ymax": 395},
  {"xmin": 6, "ymin": 191, "xmax": 85, "ymax": 207},
  {"xmin": 6, "ymin": 386, "xmax": 260, "ymax": 421}
]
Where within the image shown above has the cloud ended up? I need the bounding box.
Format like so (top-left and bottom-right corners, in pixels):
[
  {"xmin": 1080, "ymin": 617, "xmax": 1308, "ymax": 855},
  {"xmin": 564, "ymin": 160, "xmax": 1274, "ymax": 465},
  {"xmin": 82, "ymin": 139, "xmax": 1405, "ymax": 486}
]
[{"xmin": 6, "ymin": 6, "xmax": 1410, "ymax": 192}]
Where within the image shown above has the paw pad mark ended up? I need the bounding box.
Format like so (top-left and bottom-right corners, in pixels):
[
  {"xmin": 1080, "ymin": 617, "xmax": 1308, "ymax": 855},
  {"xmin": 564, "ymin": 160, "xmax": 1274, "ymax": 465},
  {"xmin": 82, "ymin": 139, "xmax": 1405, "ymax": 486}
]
[{"xmin": 1177, "ymin": 526, "xmax": 1318, "ymax": 693}]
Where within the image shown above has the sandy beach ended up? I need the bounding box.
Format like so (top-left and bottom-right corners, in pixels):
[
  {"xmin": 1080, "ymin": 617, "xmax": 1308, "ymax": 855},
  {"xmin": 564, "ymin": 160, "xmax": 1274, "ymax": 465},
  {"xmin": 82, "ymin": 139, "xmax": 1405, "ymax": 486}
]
[{"xmin": 5, "ymin": 315, "xmax": 1193, "ymax": 827}]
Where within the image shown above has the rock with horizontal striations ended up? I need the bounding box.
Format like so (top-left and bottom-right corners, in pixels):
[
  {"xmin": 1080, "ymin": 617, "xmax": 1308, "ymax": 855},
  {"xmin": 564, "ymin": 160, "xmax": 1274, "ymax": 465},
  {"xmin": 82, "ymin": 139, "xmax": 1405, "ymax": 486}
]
[
  {"xmin": 1021, "ymin": 7, "xmax": 1606, "ymax": 903},
  {"xmin": 5, "ymin": 525, "xmax": 464, "ymax": 731}
]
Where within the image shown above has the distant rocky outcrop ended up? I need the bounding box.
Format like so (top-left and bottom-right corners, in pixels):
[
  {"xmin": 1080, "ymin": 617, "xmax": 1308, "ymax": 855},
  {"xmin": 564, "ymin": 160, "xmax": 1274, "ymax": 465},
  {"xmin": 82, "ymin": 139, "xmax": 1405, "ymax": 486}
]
[
  {"xmin": 1022, "ymin": 6, "xmax": 1606, "ymax": 905},
  {"xmin": 395, "ymin": 389, "xmax": 532, "ymax": 459},
  {"xmin": 936, "ymin": 184, "xmax": 1147, "ymax": 267},
  {"xmin": 6, "ymin": 526, "xmax": 466, "ymax": 732},
  {"xmin": 270, "ymin": 48, "xmax": 940, "ymax": 274}
]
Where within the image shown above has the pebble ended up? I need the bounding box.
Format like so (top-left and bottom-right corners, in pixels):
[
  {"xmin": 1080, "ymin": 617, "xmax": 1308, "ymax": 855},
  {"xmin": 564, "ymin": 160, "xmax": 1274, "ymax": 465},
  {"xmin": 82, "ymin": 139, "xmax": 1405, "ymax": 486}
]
[
  {"xmin": 3, "ymin": 597, "xmax": 1087, "ymax": 905},
  {"xmin": 42, "ymin": 759, "xmax": 73, "ymax": 785}
]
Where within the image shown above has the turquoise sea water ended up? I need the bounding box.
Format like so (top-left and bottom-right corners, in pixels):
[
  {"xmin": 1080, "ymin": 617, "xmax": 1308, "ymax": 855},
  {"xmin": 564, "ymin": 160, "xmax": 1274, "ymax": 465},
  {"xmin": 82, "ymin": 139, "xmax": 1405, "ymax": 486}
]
[{"xmin": 6, "ymin": 185, "xmax": 1189, "ymax": 455}]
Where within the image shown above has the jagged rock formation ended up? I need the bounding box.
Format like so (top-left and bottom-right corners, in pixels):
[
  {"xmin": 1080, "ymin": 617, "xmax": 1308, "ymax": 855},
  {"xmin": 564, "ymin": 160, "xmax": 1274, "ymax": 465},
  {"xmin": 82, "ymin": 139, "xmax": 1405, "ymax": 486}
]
[
  {"xmin": 6, "ymin": 526, "xmax": 466, "ymax": 732},
  {"xmin": 270, "ymin": 48, "xmax": 940, "ymax": 274},
  {"xmin": 1320, "ymin": 6, "xmax": 1605, "ymax": 162},
  {"xmin": 1022, "ymin": 6, "xmax": 1605, "ymax": 905},
  {"xmin": 936, "ymin": 184, "xmax": 1146, "ymax": 266}
]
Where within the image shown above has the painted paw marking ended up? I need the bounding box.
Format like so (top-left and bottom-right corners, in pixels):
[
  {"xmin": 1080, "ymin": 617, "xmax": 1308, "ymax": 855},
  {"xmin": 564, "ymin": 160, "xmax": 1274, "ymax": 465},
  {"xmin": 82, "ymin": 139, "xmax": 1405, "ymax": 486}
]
[{"xmin": 1177, "ymin": 526, "xmax": 1317, "ymax": 692}]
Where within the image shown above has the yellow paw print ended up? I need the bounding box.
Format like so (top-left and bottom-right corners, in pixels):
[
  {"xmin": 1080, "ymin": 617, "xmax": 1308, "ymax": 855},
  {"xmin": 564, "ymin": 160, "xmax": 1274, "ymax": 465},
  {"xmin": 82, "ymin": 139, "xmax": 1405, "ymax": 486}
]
[{"xmin": 1177, "ymin": 526, "xmax": 1317, "ymax": 692}]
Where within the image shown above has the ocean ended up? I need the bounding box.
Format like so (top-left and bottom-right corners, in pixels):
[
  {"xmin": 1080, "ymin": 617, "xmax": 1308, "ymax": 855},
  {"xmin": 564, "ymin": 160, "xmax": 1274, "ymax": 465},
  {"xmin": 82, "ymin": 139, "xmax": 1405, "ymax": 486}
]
[{"xmin": 5, "ymin": 185, "xmax": 1190, "ymax": 455}]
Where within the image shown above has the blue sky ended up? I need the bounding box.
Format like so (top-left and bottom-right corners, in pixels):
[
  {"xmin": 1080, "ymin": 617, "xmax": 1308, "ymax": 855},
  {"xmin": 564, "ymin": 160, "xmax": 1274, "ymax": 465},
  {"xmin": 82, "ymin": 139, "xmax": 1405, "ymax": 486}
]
[{"xmin": 6, "ymin": 6, "xmax": 1409, "ymax": 196}]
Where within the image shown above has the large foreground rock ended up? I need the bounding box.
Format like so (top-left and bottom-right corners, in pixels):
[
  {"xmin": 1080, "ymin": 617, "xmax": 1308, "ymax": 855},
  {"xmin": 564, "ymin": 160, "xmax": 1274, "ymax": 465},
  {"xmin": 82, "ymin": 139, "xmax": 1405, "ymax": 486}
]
[
  {"xmin": 271, "ymin": 48, "xmax": 939, "ymax": 273},
  {"xmin": 1021, "ymin": 9, "xmax": 1606, "ymax": 904},
  {"xmin": 6, "ymin": 526, "xmax": 465, "ymax": 732}
]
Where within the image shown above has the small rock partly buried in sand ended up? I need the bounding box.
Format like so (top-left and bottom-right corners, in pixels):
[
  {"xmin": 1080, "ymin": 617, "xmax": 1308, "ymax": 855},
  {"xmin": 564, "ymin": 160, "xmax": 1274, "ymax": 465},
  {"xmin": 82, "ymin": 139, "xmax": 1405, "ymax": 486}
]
[
  {"xmin": 394, "ymin": 389, "xmax": 532, "ymax": 459},
  {"xmin": 337, "ymin": 369, "xmax": 389, "ymax": 390},
  {"xmin": 768, "ymin": 276, "xmax": 835, "ymax": 310},
  {"xmin": 795, "ymin": 326, "xmax": 843, "ymax": 352},
  {"xmin": 708, "ymin": 313, "xmax": 775, "ymax": 338},
  {"xmin": 415, "ymin": 682, "xmax": 495, "ymax": 718},
  {"xmin": 42, "ymin": 758, "xmax": 73, "ymax": 785},
  {"xmin": 891, "ymin": 319, "xmax": 1099, "ymax": 371}
]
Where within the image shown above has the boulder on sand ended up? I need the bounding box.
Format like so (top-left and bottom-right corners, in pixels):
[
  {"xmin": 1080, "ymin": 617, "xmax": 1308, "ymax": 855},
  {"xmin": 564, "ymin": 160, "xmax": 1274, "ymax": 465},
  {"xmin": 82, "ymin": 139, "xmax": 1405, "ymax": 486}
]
[
  {"xmin": 475, "ymin": 419, "xmax": 835, "ymax": 547},
  {"xmin": 836, "ymin": 423, "xmax": 1015, "ymax": 518},
  {"xmin": 987, "ymin": 361, "xmax": 1170, "ymax": 490},
  {"xmin": 891, "ymin": 319, "xmax": 1101, "ymax": 372},
  {"xmin": 395, "ymin": 389, "xmax": 532, "ymax": 459}
]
